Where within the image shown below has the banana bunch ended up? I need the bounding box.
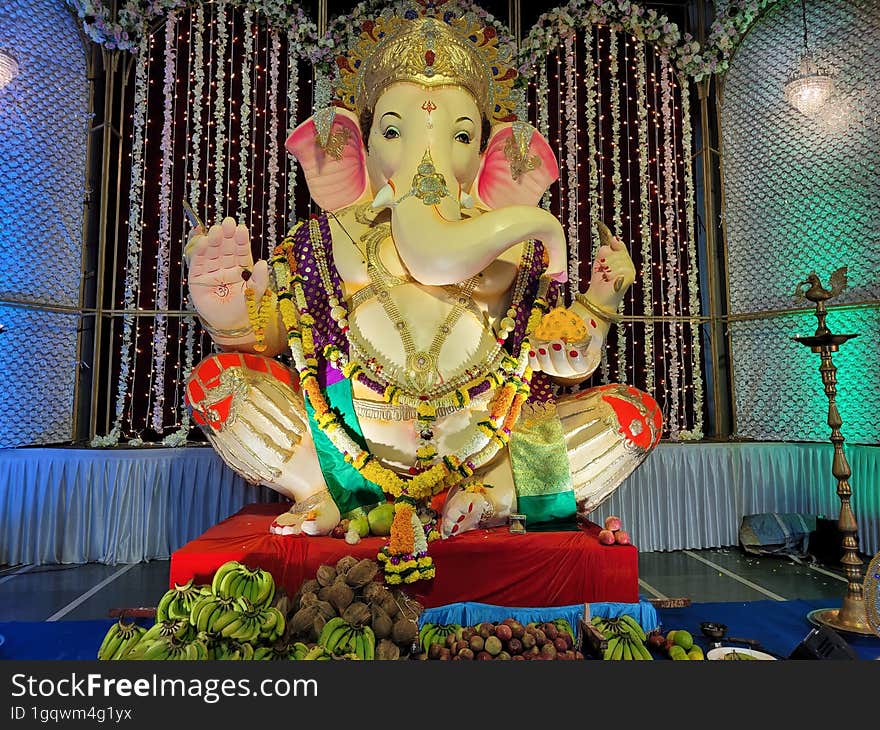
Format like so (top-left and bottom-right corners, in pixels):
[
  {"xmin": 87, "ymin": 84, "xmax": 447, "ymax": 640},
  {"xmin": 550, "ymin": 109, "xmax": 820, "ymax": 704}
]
[
  {"xmin": 418, "ymin": 623, "xmax": 462, "ymax": 653},
  {"xmin": 552, "ymin": 618, "xmax": 576, "ymax": 642},
  {"xmin": 592, "ymin": 615, "xmax": 647, "ymax": 642},
  {"xmin": 122, "ymin": 619, "xmax": 193, "ymax": 659},
  {"xmin": 136, "ymin": 635, "xmax": 210, "ymax": 660},
  {"xmin": 97, "ymin": 619, "xmax": 147, "ymax": 660},
  {"xmin": 318, "ymin": 617, "xmax": 376, "ymax": 660},
  {"xmin": 603, "ymin": 633, "xmax": 653, "ymax": 661},
  {"xmin": 190, "ymin": 594, "xmax": 249, "ymax": 634},
  {"xmin": 253, "ymin": 644, "xmax": 296, "ymax": 661},
  {"xmin": 155, "ymin": 579, "xmax": 210, "ymax": 623},
  {"xmin": 301, "ymin": 645, "xmax": 332, "ymax": 661},
  {"xmin": 211, "ymin": 561, "xmax": 275, "ymax": 608},
  {"xmin": 290, "ymin": 642, "xmax": 311, "ymax": 660},
  {"xmin": 213, "ymin": 640, "xmax": 255, "ymax": 661}
]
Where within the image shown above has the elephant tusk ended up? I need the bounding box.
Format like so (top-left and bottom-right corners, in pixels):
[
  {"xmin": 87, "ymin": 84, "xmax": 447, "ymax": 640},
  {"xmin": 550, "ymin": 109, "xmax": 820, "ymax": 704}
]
[
  {"xmin": 371, "ymin": 183, "xmax": 396, "ymax": 210},
  {"xmin": 459, "ymin": 190, "xmax": 474, "ymax": 209}
]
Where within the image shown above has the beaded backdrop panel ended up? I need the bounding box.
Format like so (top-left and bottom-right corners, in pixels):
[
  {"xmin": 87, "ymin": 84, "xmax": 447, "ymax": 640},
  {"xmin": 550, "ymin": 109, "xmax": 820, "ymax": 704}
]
[
  {"xmin": 0, "ymin": 0, "xmax": 87, "ymax": 446},
  {"xmin": 722, "ymin": 0, "xmax": 880, "ymax": 443},
  {"xmin": 529, "ymin": 26, "xmax": 704, "ymax": 440},
  {"xmin": 97, "ymin": 2, "xmax": 313, "ymax": 445}
]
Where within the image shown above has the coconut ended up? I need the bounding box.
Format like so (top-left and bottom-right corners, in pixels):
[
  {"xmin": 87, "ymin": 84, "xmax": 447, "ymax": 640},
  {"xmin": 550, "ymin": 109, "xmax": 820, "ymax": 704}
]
[
  {"xmin": 335, "ymin": 555, "xmax": 359, "ymax": 576},
  {"xmin": 379, "ymin": 594, "xmax": 399, "ymax": 618},
  {"xmin": 391, "ymin": 617, "xmax": 418, "ymax": 646},
  {"xmin": 342, "ymin": 601, "xmax": 371, "ymax": 627},
  {"xmin": 314, "ymin": 600, "xmax": 336, "ymax": 619},
  {"xmin": 315, "ymin": 565, "xmax": 337, "ymax": 587},
  {"xmin": 317, "ymin": 585, "xmax": 334, "ymax": 602},
  {"xmin": 371, "ymin": 604, "xmax": 393, "ymax": 639},
  {"xmin": 299, "ymin": 592, "xmax": 318, "ymax": 608},
  {"xmin": 300, "ymin": 579, "xmax": 320, "ymax": 595},
  {"xmin": 345, "ymin": 559, "xmax": 379, "ymax": 588},
  {"xmin": 326, "ymin": 583, "xmax": 354, "ymax": 615},
  {"xmin": 362, "ymin": 582, "xmax": 386, "ymax": 603},
  {"xmin": 376, "ymin": 639, "xmax": 400, "ymax": 661},
  {"xmin": 312, "ymin": 614, "xmax": 326, "ymax": 642},
  {"xmin": 289, "ymin": 605, "xmax": 320, "ymax": 636}
]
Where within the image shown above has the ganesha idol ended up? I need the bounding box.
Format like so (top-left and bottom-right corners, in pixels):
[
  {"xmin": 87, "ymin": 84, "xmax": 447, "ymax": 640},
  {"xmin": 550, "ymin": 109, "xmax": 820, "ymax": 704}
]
[{"xmin": 183, "ymin": 15, "xmax": 661, "ymax": 572}]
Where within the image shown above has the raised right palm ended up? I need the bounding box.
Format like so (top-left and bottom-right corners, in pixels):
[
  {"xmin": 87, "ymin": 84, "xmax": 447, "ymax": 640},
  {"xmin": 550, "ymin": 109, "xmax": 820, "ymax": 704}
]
[{"xmin": 186, "ymin": 217, "xmax": 270, "ymax": 334}]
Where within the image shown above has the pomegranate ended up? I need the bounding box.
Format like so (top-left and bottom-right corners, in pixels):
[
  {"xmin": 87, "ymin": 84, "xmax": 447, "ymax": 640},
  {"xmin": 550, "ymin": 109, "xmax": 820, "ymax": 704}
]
[{"xmin": 598, "ymin": 529, "xmax": 616, "ymax": 545}]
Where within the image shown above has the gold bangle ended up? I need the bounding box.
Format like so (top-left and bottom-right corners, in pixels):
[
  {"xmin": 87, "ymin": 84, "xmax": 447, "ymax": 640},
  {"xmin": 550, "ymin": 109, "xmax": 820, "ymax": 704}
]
[
  {"xmin": 197, "ymin": 317, "xmax": 254, "ymax": 339},
  {"xmin": 574, "ymin": 293, "xmax": 622, "ymax": 324}
]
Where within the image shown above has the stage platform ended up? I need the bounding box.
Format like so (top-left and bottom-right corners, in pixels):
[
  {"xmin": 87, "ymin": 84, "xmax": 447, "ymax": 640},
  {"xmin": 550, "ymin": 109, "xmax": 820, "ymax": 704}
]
[
  {"xmin": 1, "ymin": 442, "xmax": 878, "ymax": 565},
  {"xmin": 168, "ymin": 504, "xmax": 639, "ymax": 607}
]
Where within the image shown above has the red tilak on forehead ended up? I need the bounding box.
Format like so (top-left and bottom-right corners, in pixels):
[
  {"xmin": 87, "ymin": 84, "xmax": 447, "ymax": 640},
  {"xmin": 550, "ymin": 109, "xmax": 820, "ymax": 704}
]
[{"xmin": 421, "ymin": 100, "xmax": 437, "ymax": 114}]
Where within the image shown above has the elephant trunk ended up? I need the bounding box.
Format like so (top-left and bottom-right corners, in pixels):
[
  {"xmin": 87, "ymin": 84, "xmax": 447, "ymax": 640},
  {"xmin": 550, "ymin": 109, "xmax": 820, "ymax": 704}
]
[{"xmin": 385, "ymin": 197, "xmax": 567, "ymax": 286}]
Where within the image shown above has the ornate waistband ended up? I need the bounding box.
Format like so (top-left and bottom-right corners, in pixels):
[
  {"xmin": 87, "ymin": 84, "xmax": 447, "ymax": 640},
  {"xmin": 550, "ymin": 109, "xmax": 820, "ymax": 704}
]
[{"xmin": 351, "ymin": 393, "xmax": 489, "ymax": 422}]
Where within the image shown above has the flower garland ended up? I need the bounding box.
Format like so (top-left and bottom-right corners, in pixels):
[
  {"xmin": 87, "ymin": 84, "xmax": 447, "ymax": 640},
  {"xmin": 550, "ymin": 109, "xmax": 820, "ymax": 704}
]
[
  {"xmin": 212, "ymin": 1, "xmax": 229, "ymax": 220},
  {"xmin": 237, "ymin": 7, "xmax": 254, "ymax": 221},
  {"xmin": 608, "ymin": 30, "xmax": 627, "ymax": 383},
  {"xmin": 635, "ymin": 38, "xmax": 654, "ymax": 395},
  {"xmin": 679, "ymin": 75, "xmax": 704, "ymax": 438},
  {"xmin": 285, "ymin": 48, "xmax": 300, "ymax": 228},
  {"xmin": 659, "ymin": 57, "xmax": 680, "ymax": 438},
  {"xmin": 91, "ymin": 28, "xmax": 150, "ymax": 447},
  {"xmin": 150, "ymin": 11, "xmax": 178, "ymax": 434},
  {"xmin": 188, "ymin": 2, "xmax": 206, "ymax": 217},
  {"xmin": 265, "ymin": 30, "xmax": 282, "ymax": 249},
  {"xmin": 69, "ymin": 0, "xmax": 783, "ymax": 83},
  {"xmin": 536, "ymin": 64, "xmax": 551, "ymax": 211},
  {"xmin": 563, "ymin": 33, "xmax": 580, "ymax": 296}
]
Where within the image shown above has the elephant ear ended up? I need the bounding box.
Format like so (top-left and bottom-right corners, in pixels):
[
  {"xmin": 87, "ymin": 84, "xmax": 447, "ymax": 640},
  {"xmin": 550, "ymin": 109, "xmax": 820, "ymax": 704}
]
[
  {"xmin": 285, "ymin": 106, "xmax": 369, "ymax": 211},
  {"xmin": 473, "ymin": 122, "xmax": 559, "ymax": 210}
]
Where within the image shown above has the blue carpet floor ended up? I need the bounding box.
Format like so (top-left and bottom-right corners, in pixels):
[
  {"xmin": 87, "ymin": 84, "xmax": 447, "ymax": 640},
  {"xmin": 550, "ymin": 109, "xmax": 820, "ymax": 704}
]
[{"xmin": 0, "ymin": 600, "xmax": 877, "ymax": 660}]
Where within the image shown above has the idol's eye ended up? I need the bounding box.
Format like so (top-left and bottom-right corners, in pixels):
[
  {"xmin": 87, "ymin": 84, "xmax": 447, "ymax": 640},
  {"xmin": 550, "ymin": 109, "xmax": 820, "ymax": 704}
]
[
  {"xmin": 382, "ymin": 126, "xmax": 400, "ymax": 139},
  {"xmin": 454, "ymin": 131, "xmax": 472, "ymax": 144}
]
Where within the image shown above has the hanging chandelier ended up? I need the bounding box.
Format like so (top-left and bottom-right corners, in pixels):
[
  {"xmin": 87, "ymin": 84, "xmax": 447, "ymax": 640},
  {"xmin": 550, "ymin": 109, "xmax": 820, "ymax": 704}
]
[
  {"xmin": 784, "ymin": 0, "xmax": 834, "ymax": 115},
  {"xmin": 0, "ymin": 48, "xmax": 19, "ymax": 92}
]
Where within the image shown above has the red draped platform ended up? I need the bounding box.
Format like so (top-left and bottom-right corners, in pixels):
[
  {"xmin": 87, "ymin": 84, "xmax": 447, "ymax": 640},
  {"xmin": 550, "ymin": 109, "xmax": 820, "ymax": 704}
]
[{"xmin": 169, "ymin": 504, "xmax": 638, "ymax": 607}]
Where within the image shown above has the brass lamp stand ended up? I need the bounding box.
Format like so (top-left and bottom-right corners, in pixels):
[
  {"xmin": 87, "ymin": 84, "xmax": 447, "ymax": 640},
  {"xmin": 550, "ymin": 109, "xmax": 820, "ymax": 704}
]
[{"xmin": 793, "ymin": 267, "xmax": 873, "ymax": 635}]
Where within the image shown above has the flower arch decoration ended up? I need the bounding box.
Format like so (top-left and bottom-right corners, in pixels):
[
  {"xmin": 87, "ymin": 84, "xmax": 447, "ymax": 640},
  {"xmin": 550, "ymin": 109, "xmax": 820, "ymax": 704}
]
[{"xmin": 66, "ymin": 0, "xmax": 318, "ymax": 55}]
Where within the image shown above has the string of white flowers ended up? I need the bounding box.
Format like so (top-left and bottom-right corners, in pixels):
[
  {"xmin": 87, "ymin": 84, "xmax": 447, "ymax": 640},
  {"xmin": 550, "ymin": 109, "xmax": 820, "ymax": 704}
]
[
  {"xmin": 237, "ymin": 7, "xmax": 254, "ymax": 221},
  {"xmin": 213, "ymin": 1, "xmax": 229, "ymax": 219},
  {"xmin": 92, "ymin": 29, "xmax": 151, "ymax": 447},
  {"xmin": 608, "ymin": 30, "xmax": 627, "ymax": 383},
  {"xmin": 563, "ymin": 33, "xmax": 579, "ymax": 295},
  {"xmin": 265, "ymin": 30, "xmax": 282, "ymax": 250},
  {"xmin": 635, "ymin": 39, "xmax": 654, "ymax": 394},
  {"xmin": 286, "ymin": 51, "xmax": 300, "ymax": 227},
  {"xmin": 536, "ymin": 64, "xmax": 550, "ymax": 211},
  {"xmin": 188, "ymin": 2, "xmax": 205, "ymax": 215},
  {"xmin": 659, "ymin": 57, "xmax": 680, "ymax": 437},
  {"xmin": 313, "ymin": 65, "xmax": 332, "ymax": 111},
  {"xmin": 679, "ymin": 73, "xmax": 703, "ymax": 439},
  {"xmin": 150, "ymin": 11, "xmax": 179, "ymax": 434}
]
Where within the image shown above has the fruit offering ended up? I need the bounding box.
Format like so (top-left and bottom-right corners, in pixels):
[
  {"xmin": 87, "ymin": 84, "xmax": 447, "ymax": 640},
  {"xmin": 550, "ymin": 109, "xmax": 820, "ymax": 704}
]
[
  {"xmin": 97, "ymin": 618, "xmax": 147, "ymax": 661},
  {"xmin": 659, "ymin": 630, "xmax": 704, "ymax": 661},
  {"xmin": 420, "ymin": 619, "xmax": 582, "ymax": 660},
  {"xmin": 598, "ymin": 515, "xmax": 631, "ymax": 546},
  {"xmin": 591, "ymin": 615, "xmax": 653, "ymax": 660}
]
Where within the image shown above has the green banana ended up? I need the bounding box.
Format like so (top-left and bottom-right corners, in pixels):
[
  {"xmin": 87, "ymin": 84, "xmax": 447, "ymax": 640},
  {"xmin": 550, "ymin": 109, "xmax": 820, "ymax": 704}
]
[
  {"xmin": 211, "ymin": 561, "xmax": 242, "ymax": 596},
  {"xmin": 319, "ymin": 617, "xmax": 348, "ymax": 649},
  {"xmin": 621, "ymin": 641, "xmax": 633, "ymax": 660},
  {"xmin": 554, "ymin": 618, "xmax": 576, "ymax": 641},
  {"xmin": 620, "ymin": 615, "xmax": 647, "ymax": 641},
  {"xmin": 291, "ymin": 642, "xmax": 309, "ymax": 660},
  {"xmin": 155, "ymin": 590, "xmax": 176, "ymax": 623},
  {"xmin": 361, "ymin": 626, "xmax": 376, "ymax": 660},
  {"xmin": 419, "ymin": 623, "xmax": 436, "ymax": 653},
  {"xmin": 603, "ymin": 636, "xmax": 620, "ymax": 660},
  {"xmin": 97, "ymin": 624, "xmax": 121, "ymax": 660}
]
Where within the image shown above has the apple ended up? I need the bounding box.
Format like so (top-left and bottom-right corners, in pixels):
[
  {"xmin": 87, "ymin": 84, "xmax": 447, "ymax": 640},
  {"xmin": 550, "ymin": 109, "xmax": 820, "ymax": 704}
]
[{"xmin": 604, "ymin": 515, "xmax": 622, "ymax": 532}]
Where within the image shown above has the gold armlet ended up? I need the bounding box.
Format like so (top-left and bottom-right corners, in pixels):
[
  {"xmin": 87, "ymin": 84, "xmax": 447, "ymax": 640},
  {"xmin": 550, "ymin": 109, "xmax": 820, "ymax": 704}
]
[
  {"xmin": 574, "ymin": 294, "xmax": 622, "ymax": 324},
  {"xmin": 197, "ymin": 318, "xmax": 254, "ymax": 339}
]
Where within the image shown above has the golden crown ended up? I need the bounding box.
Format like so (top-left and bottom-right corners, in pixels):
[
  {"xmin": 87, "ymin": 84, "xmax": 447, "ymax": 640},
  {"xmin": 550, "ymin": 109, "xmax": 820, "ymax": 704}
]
[{"xmin": 335, "ymin": 15, "xmax": 518, "ymax": 123}]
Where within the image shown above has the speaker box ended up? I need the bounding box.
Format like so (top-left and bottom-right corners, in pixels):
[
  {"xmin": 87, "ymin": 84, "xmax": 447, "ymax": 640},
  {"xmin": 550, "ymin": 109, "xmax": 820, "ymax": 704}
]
[
  {"xmin": 808, "ymin": 517, "xmax": 845, "ymax": 565},
  {"xmin": 788, "ymin": 626, "xmax": 858, "ymax": 660}
]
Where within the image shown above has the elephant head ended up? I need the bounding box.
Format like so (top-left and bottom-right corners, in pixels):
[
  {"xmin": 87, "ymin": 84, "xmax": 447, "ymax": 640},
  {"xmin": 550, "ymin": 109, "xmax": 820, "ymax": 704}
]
[{"xmin": 285, "ymin": 83, "xmax": 566, "ymax": 285}]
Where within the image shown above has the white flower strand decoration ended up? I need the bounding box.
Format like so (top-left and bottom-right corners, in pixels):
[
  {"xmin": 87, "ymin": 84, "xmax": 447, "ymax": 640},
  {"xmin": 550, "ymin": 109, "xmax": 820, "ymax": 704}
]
[
  {"xmin": 563, "ymin": 33, "xmax": 580, "ymax": 295},
  {"xmin": 92, "ymin": 30, "xmax": 151, "ymax": 447},
  {"xmin": 536, "ymin": 65, "xmax": 551, "ymax": 211},
  {"xmin": 212, "ymin": 1, "xmax": 229, "ymax": 220},
  {"xmin": 286, "ymin": 50, "xmax": 300, "ymax": 226},
  {"xmin": 237, "ymin": 7, "xmax": 254, "ymax": 221},
  {"xmin": 635, "ymin": 38, "xmax": 654, "ymax": 394},
  {"xmin": 188, "ymin": 2, "xmax": 206, "ymax": 215},
  {"xmin": 609, "ymin": 30, "xmax": 627, "ymax": 383},
  {"xmin": 265, "ymin": 30, "xmax": 282, "ymax": 251},
  {"xmin": 150, "ymin": 11, "xmax": 179, "ymax": 434},
  {"xmin": 660, "ymin": 57, "xmax": 681, "ymax": 438},
  {"xmin": 679, "ymin": 75, "xmax": 704, "ymax": 437}
]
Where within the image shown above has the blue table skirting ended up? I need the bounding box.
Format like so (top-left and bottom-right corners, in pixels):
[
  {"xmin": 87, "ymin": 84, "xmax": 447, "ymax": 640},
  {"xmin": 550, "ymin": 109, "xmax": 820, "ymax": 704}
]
[
  {"xmin": 0, "ymin": 442, "xmax": 877, "ymax": 565},
  {"xmin": 420, "ymin": 600, "xmax": 659, "ymax": 634}
]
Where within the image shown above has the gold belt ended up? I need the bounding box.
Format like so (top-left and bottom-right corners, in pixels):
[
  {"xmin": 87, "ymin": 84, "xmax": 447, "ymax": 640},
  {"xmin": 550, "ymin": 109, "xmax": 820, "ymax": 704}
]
[{"xmin": 351, "ymin": 394, "xmax": 489, "ymax": 422}]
